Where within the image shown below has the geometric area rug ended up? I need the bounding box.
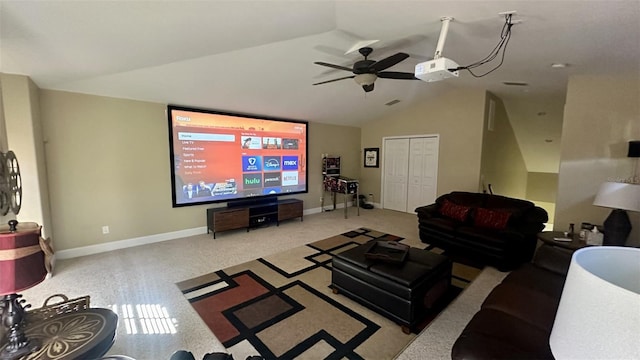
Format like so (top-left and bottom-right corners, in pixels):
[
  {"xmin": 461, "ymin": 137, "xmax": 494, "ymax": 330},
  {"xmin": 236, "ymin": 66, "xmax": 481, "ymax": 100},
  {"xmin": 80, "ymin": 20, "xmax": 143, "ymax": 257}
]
[{"xmin": 176, "ymin": 228, "xmax": 482, "ymax": 359}]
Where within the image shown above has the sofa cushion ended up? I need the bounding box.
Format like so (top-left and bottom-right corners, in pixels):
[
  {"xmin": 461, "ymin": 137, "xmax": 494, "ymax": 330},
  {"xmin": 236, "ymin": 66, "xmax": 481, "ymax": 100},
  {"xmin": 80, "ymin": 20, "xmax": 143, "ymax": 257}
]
[
  {"xmin": 451, "ymin": 308, "xmax": 554, "ymax": 360},
  {"xmin": 415, "ymin": 203, "xmax": 438, "ymax": 219},
  {"xmin": 501, "ymin": 262, "xmax": 566, "ymax": 298},
  {"xmin": 420, "ymin": 216, "xmax": 458, "ymax": 233},
  {"xmin": 481, "ymin": 282, "xmax": 560, "ymax": 331},
  {"xmin": 531, "ymin": 244, "xmax": 572, "ymax": 276},
  {"xmin": 439, "ymin": 199, "xmax": 472, "ymax": 222},
  {"xmin": 437, "ymin": 191, "xmax": 486, "ymax": 208},
  {"xmin": 474, "ymin": 208, "xmax": 511, "ymax": 229},
  {"xmin": 456, "ymin": 226, "xmax": 507, "ymax": 245},
  {"xmin": 484, "ymin": 194, "xmax": 534, "ymax": 210},
  {"xmin": 525, "ymin": 206, "xmax": 549, "ymax": 224}
]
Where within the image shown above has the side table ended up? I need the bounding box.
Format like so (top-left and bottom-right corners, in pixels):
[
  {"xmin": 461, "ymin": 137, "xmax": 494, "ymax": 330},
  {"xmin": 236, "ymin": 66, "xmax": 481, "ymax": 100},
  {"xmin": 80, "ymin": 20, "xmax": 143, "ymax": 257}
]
[
  {"xmin": 0, "ymin": 308, "xmax": 118, "ymax": 360},
  {"xmin": 537, "ymin": 231, "xmax": 589, "ymax": 251}
]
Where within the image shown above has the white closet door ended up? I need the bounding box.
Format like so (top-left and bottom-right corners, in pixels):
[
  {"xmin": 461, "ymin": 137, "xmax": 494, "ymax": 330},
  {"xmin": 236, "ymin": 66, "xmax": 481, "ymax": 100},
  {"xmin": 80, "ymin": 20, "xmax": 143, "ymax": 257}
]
[
  {"xmin": 382, "ymin": 138, "xmax": 410, "ymax": 212},
  {"xmin": 382, "ymin": 136, "xmax": 439, "ymax": 213},
  {"xmin": 407, "ymin": 137, "xmax": 438, "ymax": 213}
]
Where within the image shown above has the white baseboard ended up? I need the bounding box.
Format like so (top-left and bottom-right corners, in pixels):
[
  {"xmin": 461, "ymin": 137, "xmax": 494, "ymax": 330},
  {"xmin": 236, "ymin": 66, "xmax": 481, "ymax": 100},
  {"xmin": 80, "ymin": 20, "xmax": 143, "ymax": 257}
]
[
  {"xmin": 55, "ymin": 207, "xmax": 335, "ymax": 259},
  {"xmin": 55, "ymin": 227, "xmax": 208, "ymax": 260}
]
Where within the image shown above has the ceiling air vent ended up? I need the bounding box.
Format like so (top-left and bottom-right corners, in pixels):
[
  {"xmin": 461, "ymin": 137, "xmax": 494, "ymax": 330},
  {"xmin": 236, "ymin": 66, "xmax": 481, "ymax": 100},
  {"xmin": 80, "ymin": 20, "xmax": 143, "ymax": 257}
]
[
  {"xmin": 385, "ymin": 99, "xmax": 401, "ymax": 106},
  {"xmin": 502, "ymin": 81, "xmax": 529, "ymax": 86}
]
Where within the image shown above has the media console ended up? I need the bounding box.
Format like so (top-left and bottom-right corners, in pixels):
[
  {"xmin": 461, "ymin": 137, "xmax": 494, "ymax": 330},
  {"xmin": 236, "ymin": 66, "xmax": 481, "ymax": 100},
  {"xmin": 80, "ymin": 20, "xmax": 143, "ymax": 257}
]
[{"xmin": 206, "ymin": 198, "xmax": 303, "ymax": 238}]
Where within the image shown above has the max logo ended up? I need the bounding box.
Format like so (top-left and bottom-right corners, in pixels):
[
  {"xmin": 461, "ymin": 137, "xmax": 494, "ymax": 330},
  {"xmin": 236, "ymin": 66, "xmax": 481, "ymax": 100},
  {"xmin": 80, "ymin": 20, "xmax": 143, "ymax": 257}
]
[{"xmin": 282, "ymin": 156, "xmax": 299, "ymax": 170}]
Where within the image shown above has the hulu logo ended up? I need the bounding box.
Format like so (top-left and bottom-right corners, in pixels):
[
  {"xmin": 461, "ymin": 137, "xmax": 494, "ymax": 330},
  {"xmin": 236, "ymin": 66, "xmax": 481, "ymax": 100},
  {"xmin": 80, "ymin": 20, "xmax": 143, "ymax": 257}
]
[{"xmin": 245, "ymin": 178, "xmax": 261, "ymax": 185}]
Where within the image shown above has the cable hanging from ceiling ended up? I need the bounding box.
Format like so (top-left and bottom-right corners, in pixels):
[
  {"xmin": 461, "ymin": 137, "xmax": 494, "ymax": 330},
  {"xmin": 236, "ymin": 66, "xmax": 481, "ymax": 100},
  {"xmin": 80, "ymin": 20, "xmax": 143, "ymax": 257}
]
[{"xmin": 453, "ymin": 13, "xmax": 515, "ymax": 78}]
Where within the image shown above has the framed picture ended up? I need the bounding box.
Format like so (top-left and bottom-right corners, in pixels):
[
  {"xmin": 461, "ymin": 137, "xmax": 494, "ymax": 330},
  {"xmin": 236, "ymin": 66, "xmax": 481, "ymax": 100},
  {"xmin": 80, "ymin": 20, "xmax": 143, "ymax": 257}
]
[{"xmin": 364, "ymin": 148, "xmax": 379, "ymax": 168}]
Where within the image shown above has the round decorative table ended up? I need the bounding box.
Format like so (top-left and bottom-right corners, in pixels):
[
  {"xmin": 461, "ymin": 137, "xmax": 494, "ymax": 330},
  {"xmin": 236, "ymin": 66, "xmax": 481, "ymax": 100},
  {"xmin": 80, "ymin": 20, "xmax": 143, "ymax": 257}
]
[{"xmin": 1, "ymin": 308, "xmax": 118, "ymax": 360}]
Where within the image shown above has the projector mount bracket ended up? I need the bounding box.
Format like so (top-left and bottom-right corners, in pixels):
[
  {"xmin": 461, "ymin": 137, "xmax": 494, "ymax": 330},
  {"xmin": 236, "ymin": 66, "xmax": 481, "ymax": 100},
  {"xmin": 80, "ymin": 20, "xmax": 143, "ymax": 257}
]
[{"xmin": 433, "ymin": 16, "xmax": 454, "ymax": 59}]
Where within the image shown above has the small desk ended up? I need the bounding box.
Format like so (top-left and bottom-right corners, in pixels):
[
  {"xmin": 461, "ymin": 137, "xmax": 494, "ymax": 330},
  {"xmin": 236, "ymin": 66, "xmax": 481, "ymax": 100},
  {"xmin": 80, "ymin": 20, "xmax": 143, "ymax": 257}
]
[
  {"xmin": 537, "ymin": 231, "xmax": 589, "ymax": 251},
  {"xmin": 1, "ymin": 308, "xmax": 118, "ymax": 360}
]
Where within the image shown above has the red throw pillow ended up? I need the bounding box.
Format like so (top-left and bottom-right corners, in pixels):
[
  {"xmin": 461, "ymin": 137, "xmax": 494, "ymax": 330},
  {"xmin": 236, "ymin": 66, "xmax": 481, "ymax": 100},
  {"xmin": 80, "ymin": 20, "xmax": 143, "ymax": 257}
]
[
  {"xmin": 439, "ymin": 199, "xmax": 471, "ymax": 222},
  {"xmin": 474, "ymin": 208, "xmax": 511, "ymax": 229}
]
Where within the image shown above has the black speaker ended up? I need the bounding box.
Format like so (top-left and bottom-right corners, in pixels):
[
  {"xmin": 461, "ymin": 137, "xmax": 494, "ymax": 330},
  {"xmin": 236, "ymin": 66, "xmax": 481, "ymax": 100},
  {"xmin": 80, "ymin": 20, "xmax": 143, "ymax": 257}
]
[{"xmin": 628, "ymin": 140, "xmax": 640, "ymax": 157}]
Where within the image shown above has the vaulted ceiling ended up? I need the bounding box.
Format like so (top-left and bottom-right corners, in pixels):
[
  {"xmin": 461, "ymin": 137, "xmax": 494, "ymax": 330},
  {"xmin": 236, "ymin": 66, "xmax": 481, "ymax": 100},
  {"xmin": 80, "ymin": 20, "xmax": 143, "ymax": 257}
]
[{"xmin": 1, "ymin": 1, "xmax": 638, "ymax": 173}]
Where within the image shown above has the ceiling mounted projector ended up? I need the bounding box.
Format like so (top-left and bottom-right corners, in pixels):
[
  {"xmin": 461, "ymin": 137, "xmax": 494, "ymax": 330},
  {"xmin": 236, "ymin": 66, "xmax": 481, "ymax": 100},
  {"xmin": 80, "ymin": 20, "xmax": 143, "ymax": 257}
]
[
  {"xmin": 415, "ymin": 17, "xmax": 460, "ymax": 82},
  {"xmin": 415, "ymin": 57, "xmax": 459, "ymax": 82},
  {"xmin": 416, "ymin": 12, "xmax": 518, "ymax": 81}
]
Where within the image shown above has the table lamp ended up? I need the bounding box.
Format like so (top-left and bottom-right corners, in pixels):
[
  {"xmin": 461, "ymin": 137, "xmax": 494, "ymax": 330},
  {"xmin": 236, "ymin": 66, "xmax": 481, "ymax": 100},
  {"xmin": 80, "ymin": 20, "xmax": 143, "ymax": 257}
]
[
  {"xmin": 592, "ymin": 182, "xmax": 640, "ymax": 246},
  {"xmin": 629, "ymin": 140, "xmax": 640, "ymax": 158},
  {"xmin": 630, "ymin": 140, "xmax": 640, "ymax": 183},
  {"xmin": 0, "ymin": 221, "xmax": 47, "ymax": 360},
  {"xmin": 549, "ymin": 246, "xmax": 640, "ymax": 359}
]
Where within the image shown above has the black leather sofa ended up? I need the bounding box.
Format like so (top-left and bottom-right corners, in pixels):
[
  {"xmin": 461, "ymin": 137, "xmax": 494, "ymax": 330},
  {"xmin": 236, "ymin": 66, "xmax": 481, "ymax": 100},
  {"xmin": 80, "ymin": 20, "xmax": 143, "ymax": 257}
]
[
  {"xmin": 416, "ymin": 192, "xmax": 548, "ymax": 270},
  {"xmin": 451, "ymin": 244, "xmax": 573, "ymax": 359}
]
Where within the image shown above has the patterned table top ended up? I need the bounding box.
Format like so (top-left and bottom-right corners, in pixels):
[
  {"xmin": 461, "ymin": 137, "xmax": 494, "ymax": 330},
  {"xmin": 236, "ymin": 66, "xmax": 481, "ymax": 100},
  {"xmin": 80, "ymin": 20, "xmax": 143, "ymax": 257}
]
[{"xmin": 1, "ymin": 308, "xmax": 118, "ymax": 360}]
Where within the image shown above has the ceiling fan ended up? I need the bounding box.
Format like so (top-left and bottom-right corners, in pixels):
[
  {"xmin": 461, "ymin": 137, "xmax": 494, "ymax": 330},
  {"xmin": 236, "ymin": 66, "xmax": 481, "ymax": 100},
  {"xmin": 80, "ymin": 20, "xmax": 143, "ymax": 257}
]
[{"xmin": 313, "ymin": 47, "xmax": 417, "ymax": 93}]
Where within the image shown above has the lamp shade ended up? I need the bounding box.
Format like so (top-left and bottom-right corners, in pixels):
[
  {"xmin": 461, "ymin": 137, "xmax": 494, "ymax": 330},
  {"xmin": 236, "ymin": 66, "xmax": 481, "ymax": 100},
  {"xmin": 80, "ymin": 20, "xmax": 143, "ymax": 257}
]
[
  {"xmin": 0, "ymin": 224, "xmax": 47, "ymax": 295},
  {"xmin": 549, "ymin": 246, "xmax": 640, "ymax": 359},
  {"xmin": 592, "ymin": 182, "xmax": 640, "ymax": 212},
  {"xmin": 628, "ymin": 140, "xmax": 640, "ymax": 157}
]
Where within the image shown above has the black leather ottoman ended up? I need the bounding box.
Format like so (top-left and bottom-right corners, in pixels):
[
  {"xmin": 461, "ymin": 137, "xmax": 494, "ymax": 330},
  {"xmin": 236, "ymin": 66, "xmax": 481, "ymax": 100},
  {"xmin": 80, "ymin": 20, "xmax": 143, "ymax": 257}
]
[{"xmin": 331, "ymin": 242, "xmax": 452, "ymax": 333}]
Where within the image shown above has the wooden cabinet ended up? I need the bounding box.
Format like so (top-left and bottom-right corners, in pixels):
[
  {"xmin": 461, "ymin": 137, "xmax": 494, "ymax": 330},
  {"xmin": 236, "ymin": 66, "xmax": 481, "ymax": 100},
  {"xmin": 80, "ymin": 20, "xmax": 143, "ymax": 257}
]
[
  {"xmin": 278, "ymin": 199, "xmax": 304, "ymax": 223},
  {"xmin": 207, "ymin": 199, "xmax": 303, "ymax": 238},
  {"xmin": 207, "ymin": 207, "xmax": 249, "ymax": 238},
  {"xmin": 212, "ymin": 207, "xmax": 249, "ymax": 232}
]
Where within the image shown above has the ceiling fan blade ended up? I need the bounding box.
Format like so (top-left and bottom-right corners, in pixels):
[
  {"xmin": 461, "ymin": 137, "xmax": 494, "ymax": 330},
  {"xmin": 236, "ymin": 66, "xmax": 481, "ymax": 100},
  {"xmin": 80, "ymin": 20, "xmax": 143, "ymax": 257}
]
[
  {"xmin": 362, "ymin": 83, "xmax": 375, "ymax": 92},
  {"xmin": 313, "ymin": 75, "xmax": 355, "ymax": 85},
  {"xmin": 378, "ymin": 71, "xmax": 418, "ymax": 80},
  {"xmin": 369, "ymin": 52, "xmax": 410, "ymax": 72},
  {"xmin": 314, "ymin": 62, "xmax": 353, "ymax": 72}
]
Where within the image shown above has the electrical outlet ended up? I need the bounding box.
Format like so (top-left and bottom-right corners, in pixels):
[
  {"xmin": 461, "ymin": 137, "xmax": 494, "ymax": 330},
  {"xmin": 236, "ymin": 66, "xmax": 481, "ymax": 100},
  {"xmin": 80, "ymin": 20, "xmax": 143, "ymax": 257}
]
[{"xmin": 102, "ymin": 226, "xmax": 110, "ymax": 234}]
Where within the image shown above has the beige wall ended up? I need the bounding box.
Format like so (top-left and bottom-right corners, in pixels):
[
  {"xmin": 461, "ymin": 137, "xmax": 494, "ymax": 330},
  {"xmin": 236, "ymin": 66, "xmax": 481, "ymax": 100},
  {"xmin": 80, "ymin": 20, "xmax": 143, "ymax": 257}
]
[
  {"xmin": 556, "ymin": 74, "xmax": 640, "ymax": 246},
  {"xmin": 527, "ymin": 172, "xmax": 558, "ymax": 203},
  {"xmin": 480, "ymin": 93, "xmax": 528, "ymax": 199},
  {"xmin": 0, "ymin": 74, "xmax": 52, "ymax": 235},
  {"xmin": 360, "ymin": 88, "xmax": 486, "ymax": 203},
  {"xmin": 308, "ymin": 122, "xmax": 361, "ymax": 208},
  {"xmin": 39, "ymin": 89, "xmax": 360, "ymax": 251},
  {"xmin": 0, "ymin": 77, "xmax": 10, "ymax": 224},
  {"xmin": 0, "ymin": 79, "xmax": 6, "ymax": 150},
  {"xmin": 527, "ymin": 172, "xmax": 558, "ymax": 223}
]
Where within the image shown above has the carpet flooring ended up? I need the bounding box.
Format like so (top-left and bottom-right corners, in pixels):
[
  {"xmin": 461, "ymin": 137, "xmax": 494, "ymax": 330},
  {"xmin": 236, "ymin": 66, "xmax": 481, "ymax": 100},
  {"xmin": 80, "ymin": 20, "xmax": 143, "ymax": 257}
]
[{"xmin": 176, "ymin": 228, "xmax": 482, "ymax": 359}]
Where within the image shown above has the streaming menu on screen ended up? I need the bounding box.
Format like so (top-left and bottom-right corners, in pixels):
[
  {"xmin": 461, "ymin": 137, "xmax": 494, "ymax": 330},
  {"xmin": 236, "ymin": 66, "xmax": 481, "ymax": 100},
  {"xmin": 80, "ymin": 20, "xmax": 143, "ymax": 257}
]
[{"xmin": 172, "ymin": 109, "xmax": 306, "ymax": 203}]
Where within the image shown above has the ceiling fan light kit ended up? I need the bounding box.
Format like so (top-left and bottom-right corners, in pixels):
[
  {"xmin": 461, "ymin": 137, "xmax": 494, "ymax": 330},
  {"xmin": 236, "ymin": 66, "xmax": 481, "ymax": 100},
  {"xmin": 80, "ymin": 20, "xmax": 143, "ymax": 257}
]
[{"xmin": 354, "ymin": 73, "xmax": 377, "ymax": 86}]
